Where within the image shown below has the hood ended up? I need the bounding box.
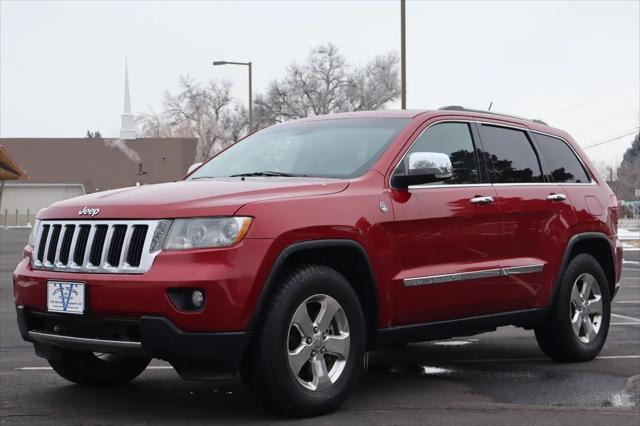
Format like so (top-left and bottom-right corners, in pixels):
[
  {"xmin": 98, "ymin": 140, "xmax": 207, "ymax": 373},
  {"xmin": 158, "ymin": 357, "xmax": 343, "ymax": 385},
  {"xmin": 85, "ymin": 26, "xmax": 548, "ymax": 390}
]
[{"xmin": 39, "ymin": 178, "xmax": 348, "ymax": 220}]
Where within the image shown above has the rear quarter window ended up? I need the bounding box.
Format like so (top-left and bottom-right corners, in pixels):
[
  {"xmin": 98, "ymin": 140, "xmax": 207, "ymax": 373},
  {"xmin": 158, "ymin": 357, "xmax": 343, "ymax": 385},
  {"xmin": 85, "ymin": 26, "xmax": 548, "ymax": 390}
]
[{"xmin": 532, "ymin": 133, "xmax": 591, "ymax": 183}]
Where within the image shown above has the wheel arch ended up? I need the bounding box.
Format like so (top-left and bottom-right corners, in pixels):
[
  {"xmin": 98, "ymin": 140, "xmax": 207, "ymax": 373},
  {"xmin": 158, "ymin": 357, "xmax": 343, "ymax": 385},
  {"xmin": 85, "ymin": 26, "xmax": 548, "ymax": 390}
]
[
  {"xmin": 550, "ymin": 232, "xmax": 617, "ymax": 306},
  {"xmin": 249, "ymin": 239, "xmax": 380, "ymax": 348}
]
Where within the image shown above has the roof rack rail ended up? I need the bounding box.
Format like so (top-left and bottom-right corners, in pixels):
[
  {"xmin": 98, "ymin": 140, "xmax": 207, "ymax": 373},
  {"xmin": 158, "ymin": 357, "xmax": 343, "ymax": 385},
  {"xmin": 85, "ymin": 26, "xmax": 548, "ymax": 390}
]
[{"xmin": 438, "ymin": 105, "xmax": 548, "ymax": 126}]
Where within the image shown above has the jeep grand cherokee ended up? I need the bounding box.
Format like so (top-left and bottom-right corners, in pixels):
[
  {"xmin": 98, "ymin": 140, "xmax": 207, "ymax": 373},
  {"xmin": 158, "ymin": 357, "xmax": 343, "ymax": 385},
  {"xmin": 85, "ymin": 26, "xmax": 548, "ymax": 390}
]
[{"xmin": 14, "ymin": 107, "xmax": 622, "ymax": 416}]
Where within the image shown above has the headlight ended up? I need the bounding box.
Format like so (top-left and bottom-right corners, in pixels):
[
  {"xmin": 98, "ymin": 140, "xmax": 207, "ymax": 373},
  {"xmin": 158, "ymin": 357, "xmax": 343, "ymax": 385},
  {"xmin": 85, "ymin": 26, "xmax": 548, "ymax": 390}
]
[
  {"xmin": 164, "ymin": 217, "xmax": 252, "ymax": 250},
  {"xmin": 27, "ymin": 220, "xmax": 40, "ymax": 247}
]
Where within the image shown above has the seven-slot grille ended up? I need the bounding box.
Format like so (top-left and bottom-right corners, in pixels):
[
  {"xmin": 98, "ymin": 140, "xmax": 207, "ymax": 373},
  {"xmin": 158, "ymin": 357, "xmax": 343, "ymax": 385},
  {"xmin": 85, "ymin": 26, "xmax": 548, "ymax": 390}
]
[{"xmin": 32, "ymin": 220, "xmax": 163, "ymax": 274}]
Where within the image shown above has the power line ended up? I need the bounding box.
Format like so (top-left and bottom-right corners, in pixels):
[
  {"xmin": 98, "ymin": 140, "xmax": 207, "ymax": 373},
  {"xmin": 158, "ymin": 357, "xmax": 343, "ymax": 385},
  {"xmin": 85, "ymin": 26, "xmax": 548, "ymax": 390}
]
[
  {"xmin": 544, "ymin": 75, "xmax": 640, "ymax": 120},
  {"xmin": 582, "ymin": 129, "xmax": 638, "ymax": 149}
]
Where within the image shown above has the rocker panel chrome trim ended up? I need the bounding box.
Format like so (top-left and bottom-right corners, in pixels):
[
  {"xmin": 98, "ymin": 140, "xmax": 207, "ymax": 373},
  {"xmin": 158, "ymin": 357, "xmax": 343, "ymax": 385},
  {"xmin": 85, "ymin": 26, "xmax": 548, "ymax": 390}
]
[
  {"xmin": 404, "ymin": 268, "xmax": 501, "ymax": 287},
  {"xmin": 501, "ymin": 264, "xmax": 545, "ymax": 276},
  {"xmin": 403, "ymin": 264, "xmax": 545, "ymax": 287}
]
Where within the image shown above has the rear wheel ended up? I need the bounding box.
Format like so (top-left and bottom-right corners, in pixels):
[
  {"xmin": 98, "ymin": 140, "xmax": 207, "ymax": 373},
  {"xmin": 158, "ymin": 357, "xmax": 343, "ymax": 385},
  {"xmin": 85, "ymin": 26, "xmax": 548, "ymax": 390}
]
[
  {"xmin": 243, "ymin": 265, "xmax": 365, "ymax": 417},
  {"xmin": 48, "ymin": 350, "xmax": 150, "ymax": 385},
  {"xmin": 535, "ymin": 253, "xmax": 611, "ymax": 362}
]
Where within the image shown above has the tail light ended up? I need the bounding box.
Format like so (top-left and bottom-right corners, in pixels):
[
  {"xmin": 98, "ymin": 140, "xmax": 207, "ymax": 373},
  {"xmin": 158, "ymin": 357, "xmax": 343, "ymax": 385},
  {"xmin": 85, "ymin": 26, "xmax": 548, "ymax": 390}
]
[
  {"xmin": 610, "ymin": 194, "xmax": 620, "ymax": 213},
  {"xmin": 610, "ymin": 194, "xmax": 619, "ymax": 209}
]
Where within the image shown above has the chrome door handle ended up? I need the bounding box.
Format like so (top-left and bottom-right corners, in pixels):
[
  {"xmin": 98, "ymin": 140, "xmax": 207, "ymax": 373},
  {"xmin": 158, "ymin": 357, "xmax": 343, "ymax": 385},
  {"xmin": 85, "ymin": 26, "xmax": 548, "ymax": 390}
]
[
  {"xmin": 470, "ymin": 196, "xmax": 494, "ymax": 205},
  {"xmin": 546, "ymin": 193, "xmax": 567, "ymax": 202}
]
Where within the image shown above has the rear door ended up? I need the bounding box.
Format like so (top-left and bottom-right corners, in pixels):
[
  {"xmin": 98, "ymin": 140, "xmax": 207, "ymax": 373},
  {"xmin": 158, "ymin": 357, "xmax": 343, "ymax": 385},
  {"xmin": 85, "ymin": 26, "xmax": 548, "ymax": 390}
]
[
  {"xmin": 476, "ymin": 123, "xmax": 575, "ymax": 309},
  {"xmin": 530, "ymin": 131, "xmax": 594, "ymax": 299}
]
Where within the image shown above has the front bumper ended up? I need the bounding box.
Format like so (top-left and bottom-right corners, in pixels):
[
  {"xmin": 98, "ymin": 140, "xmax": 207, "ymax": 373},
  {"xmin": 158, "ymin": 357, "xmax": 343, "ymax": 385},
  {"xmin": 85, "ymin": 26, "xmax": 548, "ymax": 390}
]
[
  {"xmin": 13, "ymin": 238, "xmax": 274, "ymax": 332},
  {"xmin": 17, "ymin": 306, "xmax": 250, "ymax": 380}
]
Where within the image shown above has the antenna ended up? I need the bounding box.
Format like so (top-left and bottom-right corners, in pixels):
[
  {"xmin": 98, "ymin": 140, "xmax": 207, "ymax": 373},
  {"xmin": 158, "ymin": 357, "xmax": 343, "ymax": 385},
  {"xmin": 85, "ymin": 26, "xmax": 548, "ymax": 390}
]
[{"xmin": 488, "ymin": 101, "xmax": 493, "ymax": 111}]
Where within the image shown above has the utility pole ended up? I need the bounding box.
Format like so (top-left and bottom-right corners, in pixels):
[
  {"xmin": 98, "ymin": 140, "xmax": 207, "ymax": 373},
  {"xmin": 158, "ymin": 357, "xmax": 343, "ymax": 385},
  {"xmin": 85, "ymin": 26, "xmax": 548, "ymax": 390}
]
[{"xmin": 401, "ymin": 0, "xmax": 407, "ymax": 110}]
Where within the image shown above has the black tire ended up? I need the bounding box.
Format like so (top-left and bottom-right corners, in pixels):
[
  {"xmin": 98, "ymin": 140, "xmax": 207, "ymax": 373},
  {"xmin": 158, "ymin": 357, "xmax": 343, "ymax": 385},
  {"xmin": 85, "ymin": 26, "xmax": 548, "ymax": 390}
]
[
  {"xmin": 535, "ymin": 253, "xmax": 611, "ymax": 362},
  {"xmin": 244, "ymin": 265, "xmax": 366, "ymax": 417},
  {"xmin": 48, "ymin": 350, "xmax": 151, "ymax": 385}
]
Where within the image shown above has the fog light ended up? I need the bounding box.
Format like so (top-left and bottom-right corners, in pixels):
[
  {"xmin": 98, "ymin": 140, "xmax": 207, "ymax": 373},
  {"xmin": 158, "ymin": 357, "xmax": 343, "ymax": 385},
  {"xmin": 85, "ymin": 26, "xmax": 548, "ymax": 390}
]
[{"xmin": 191, "ymin": 290, "xmax": 204, "ymax": 308}]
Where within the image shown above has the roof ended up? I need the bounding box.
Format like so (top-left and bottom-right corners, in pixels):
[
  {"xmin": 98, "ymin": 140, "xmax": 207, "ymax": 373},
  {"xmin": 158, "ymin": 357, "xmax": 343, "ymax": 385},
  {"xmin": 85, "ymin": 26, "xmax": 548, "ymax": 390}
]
[
  {"xmin": 293, "ymin": 110, "xmax": 428, "ymax": 121},
  {"xmin": 438, "ymin": 106, "xmax": 548, "ymax": 125},
  {"xmin": 277, "ymin": 108, "xmax": 554, "ymax": 130},
  {"xmin": 0, "ymin": 137, "xmax": 197, "ymax": 193},
  {"xmin": 286, "ymin": 108, "xmax": 566, "ymax": 142},
  {"xmin": 0, "ymin": 145, "xmax": 29, "ymax": 180}
]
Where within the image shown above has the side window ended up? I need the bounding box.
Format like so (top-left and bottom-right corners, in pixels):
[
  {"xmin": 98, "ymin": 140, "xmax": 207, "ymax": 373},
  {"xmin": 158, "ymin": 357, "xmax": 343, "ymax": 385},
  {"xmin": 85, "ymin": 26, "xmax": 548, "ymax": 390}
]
[
  {"xmin": 532, "ymin": 133, "xmax": 591, "ymax": 183},
  {"xmin": 405, "ymin": 122, "xmax": 480, "ymax": 185},
  {"xmin": 479, "ymin": 125, "xmax": 543, "ymax": 183}
]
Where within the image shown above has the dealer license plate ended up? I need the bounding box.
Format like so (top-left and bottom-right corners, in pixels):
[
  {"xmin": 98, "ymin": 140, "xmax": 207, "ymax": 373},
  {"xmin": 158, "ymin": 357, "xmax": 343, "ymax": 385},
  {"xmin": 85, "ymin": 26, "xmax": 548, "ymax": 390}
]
[{"xmin": 47, "ymin": 281, "xmax": 85, "ymax": 315}]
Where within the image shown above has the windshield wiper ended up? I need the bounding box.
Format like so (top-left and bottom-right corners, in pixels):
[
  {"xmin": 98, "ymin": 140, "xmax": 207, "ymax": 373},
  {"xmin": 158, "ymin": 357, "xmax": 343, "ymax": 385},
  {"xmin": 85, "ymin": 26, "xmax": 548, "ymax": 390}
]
[
  {"xmin": 190, "ymin": 176, "xmax": 215, "ymax": 180},
  {"xmin": 229, "ymin": 171, "xmax": 308, "ymax": 177}
]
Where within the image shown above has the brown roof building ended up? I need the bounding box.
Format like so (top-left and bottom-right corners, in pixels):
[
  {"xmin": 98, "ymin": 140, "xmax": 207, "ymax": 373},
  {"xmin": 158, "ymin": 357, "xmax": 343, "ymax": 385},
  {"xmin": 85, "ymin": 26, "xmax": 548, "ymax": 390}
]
[{"xmin": 0, "ymin": 137, "xmax": 198, "ymax": 193}]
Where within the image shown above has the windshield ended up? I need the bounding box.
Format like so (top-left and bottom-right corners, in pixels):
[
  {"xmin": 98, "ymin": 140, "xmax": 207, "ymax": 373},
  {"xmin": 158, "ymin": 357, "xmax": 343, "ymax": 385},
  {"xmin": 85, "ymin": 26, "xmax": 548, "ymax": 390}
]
[{"xmin": 189, "ymin": 118, "xmax": 410, "ymax": 180}]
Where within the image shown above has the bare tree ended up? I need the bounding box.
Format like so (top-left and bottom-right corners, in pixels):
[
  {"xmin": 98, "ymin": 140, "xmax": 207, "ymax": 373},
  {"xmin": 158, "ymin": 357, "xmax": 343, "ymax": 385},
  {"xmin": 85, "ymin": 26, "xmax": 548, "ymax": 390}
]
[
  {"xmin": 138, "ymin": 77, "xmax": 247, "ymax": 161},
  {"xmin": 255, "ymin": 44, "xmax": 400, "ymax": 124},
  {"xmin": 164, "ymin": 77, "xmax": 236, "ymax": 160},
  {"xmin": 345, "ymin": 52, "xmax": 400, "ymax": 111},
  {"xmin": 615, "ymin": 133, "xmax": 640, "ymax": 200},
  {"xmin": 137, "ymin": 108, "xmax": 187, "ymax": 138},
  {"xmin": 219, "ymin": 104, "xmax": 250, "ymax": 143}
]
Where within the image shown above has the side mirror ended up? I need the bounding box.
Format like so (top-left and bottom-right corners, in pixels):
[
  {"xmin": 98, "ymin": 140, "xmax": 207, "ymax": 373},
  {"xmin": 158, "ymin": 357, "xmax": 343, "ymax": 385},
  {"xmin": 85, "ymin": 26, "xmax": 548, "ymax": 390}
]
[
  {"xmin": 187, "ymin": 162, "xmax": 203, "ymax": 175},
  {"xmin": 391, "ymin": 152, "xmax": 453, "ymax": 189}
]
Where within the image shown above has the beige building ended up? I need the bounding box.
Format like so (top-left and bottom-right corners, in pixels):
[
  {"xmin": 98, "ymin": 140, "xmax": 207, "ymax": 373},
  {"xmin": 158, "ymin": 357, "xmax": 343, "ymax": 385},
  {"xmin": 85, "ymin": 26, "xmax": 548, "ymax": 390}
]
[{"xmin": 1, "ymin": 183, "xmax": 84, "ymax": 226}]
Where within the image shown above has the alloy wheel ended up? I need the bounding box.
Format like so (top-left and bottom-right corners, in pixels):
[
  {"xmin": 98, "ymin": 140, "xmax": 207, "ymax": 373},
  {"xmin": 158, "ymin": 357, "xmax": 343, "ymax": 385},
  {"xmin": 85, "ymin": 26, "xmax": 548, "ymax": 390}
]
[
  {"xmin": 287, "ymin": 294, "xmax": 350, "ymax": 391},
  {"xmin": 569, "ymin": 273, "xmax": 603, "ymax": 344}
]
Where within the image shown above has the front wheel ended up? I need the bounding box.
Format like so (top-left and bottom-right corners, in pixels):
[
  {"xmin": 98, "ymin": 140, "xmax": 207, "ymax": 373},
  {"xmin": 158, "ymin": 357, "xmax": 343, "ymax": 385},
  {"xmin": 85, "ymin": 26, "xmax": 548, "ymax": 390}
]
[
  {"xmin": 244, "ymin": 265, "xmax": 365, "ymax": 417},
  {"xmin": 535, "ymin": 253, "xmax": 611, "ymax": 362},
  {"xmin": 48, "ymin": 350, "xmax": 151, "ymax": 385}
]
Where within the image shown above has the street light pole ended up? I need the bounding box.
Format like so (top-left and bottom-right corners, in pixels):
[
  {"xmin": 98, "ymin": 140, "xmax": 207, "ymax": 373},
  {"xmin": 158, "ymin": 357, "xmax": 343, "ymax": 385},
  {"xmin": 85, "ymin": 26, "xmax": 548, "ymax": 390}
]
[
  {"xmin": 400, "ymin": 0, "xmax": 406, "ymax": 110},
  {"xmin": 212, "ymin": 60, "xmax": 253, "ymax": 130},
  {"xmin": 248, "ymin": 62, "xmax": 252, "ymax": 130}
]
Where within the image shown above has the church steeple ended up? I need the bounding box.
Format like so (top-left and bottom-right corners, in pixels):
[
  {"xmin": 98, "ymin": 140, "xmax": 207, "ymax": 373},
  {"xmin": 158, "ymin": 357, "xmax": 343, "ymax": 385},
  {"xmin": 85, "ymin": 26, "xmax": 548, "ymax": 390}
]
[{"xmin": 119, "ymin": 57, "xmax": 136, "ymax": 140}]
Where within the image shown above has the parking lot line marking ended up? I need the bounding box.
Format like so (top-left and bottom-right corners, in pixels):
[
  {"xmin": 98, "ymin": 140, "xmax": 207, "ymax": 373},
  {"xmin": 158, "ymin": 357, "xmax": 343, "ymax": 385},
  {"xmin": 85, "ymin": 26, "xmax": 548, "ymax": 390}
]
[
  {"xmin": 597, "ymin": 355, "xmax": 640, "ymax": 359},
  {"xmin": 14, "ymin": 367, "xmax": 52, "ymax": 370},
  {"xmin": 611, "ymin": 313, "xmax": 640, "ymax": 323},
  {"xmin": 614, "ymin": 301, "xmax": 640, "ymax": 304},
  {"xmin": 15, "ymin": 365, "xmax": 173, "ymax": 371},
  {"xmin": 611, "ymin": 322, "xmax": 640, "ymax": 325},
  {"xmin": 454, "ymin": 355, "xmax": 640, "ymax": 363}
]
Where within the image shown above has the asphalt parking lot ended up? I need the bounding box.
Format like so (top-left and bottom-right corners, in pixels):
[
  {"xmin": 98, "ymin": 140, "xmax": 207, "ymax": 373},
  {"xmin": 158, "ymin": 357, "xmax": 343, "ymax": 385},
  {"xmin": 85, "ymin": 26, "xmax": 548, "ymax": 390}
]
[{"xmin": 1, "ymin": 228, "xmax": 639, "ymax": 425}]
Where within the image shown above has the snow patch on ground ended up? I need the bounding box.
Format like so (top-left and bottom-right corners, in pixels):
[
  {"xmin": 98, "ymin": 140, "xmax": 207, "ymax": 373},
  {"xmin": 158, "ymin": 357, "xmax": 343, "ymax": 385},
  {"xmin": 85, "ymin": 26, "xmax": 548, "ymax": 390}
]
[
  {"xmin": 433, "ymin": 340, "xmax": 474, "ymax": 347},
  {"xmin": 619, "ymin": 228, "xmax": 640, "ymax": 240}
]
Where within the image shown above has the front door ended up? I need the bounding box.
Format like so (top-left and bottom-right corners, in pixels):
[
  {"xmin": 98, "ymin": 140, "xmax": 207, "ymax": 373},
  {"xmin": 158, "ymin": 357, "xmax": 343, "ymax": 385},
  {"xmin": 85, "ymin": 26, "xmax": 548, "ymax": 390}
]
[{"xmin": 388, "ymin": 121, "xmax": 503, "ymax": 325}]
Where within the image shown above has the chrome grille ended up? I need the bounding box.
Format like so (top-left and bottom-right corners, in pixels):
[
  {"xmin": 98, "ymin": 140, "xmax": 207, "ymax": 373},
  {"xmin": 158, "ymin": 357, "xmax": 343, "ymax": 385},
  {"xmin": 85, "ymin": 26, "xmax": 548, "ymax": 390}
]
[{"xmin": 32, "ymin": 220, "xmax": 164, "ymax": 274}]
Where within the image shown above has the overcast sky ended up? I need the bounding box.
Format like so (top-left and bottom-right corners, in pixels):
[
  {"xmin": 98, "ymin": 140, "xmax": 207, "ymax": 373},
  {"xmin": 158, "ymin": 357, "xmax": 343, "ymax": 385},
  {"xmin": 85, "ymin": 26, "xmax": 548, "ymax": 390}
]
[{"xmin": 1, "ymin": 0, "xmax": 638, "ymax": 168}]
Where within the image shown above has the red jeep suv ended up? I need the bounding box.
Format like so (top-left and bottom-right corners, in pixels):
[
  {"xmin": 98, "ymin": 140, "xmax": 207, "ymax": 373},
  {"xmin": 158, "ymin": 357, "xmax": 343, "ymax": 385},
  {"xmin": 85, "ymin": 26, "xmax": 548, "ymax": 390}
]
[{"xmin": 14, "ymin": 107, "xmax": 622, "ymax": 416}]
